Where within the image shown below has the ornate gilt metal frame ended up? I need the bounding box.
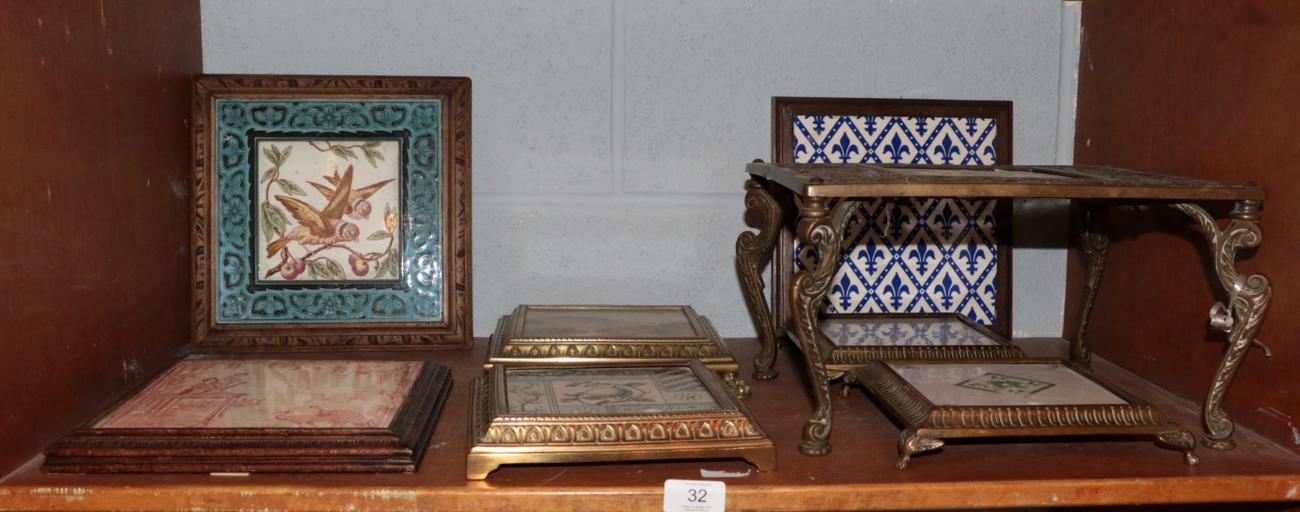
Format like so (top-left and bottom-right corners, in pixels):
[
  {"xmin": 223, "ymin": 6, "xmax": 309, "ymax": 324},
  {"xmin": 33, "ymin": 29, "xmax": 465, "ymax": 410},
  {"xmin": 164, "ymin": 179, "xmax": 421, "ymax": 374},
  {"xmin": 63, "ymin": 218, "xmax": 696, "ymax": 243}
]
[
  {"xmin": 485, "ymin": 305, "xmax": 749, "ymax": 397},
  {"xmin": 817, "ymin": 313, "xmax": 1023, "ymax": 373},
  {"xmin": 466, "ymin": 360, "xmax": 775, "ymax": 480},
  {"xmin": 854, "ymin": 358, "xmax": 1199, "ymax": 470}
]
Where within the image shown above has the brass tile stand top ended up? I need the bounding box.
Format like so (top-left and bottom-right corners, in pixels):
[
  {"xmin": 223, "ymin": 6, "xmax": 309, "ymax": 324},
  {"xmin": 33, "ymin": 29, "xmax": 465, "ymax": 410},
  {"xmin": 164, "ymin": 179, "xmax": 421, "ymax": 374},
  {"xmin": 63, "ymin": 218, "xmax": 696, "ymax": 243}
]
[
  {"xmin": 486, "ymin": 305, "xmax": 749, "ymax": 397},
  {"xmin": 746, "ymin": 162, "xmax": 1264, "ymax": 200}
]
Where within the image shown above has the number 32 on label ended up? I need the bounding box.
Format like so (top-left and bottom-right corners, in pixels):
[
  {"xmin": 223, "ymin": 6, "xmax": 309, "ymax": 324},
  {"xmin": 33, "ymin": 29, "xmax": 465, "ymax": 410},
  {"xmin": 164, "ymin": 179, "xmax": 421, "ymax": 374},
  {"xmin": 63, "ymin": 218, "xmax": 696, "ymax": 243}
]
[{"xmin": 664, "ymin": 479, "xmax": 725, "ymax": 512}]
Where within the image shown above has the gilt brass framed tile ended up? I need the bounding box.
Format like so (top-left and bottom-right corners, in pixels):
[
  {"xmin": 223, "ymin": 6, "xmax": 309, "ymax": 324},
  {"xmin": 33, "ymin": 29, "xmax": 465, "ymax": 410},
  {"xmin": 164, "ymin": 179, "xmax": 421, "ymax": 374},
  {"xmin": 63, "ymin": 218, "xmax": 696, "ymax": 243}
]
[
  {"xmin": 487, "ymin": 305, "xmax": 749, "ymax": 397},
  {"xmin": 43, "ymin": 359, "xmax": 452, "ymax": 473},
  {"xmin": 466, "ymin": 360, "xmax": 775, "ymax": 479},
  {"xmin": 853, "ymin": 358, "xmax": 1199, "ymax": 470},
  {"xmin": 819, "ymin": 313, "xmax": 1023, "ymax": 371}
]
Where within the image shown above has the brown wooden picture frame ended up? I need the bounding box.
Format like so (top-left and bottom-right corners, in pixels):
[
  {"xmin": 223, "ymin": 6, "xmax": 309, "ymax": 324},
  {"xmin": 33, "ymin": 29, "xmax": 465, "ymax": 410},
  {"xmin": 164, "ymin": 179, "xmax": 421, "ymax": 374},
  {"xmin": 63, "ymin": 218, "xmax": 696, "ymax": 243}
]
[
  {"xmin": 43, "ymin": 360, "xmax": 453, "ymax": 473},
  {"xmin": 191, "ymin": 75, "xmax": 472, "ymax": 351},
  {"xmin": 770, "ymin": 97, "xmax": 1013, "ymax": 339}
]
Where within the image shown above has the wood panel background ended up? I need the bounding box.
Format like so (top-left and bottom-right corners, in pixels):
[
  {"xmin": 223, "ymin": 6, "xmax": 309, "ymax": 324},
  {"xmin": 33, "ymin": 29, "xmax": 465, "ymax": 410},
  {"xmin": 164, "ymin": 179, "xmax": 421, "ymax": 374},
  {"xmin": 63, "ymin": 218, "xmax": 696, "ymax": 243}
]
[
  {"xmin": 1073, "ymin": 0, "xmax": 1300, "ymax": 452},
  {"xmin": 0, "ymin": 1, "xmax": 201, "ymax": 476}
]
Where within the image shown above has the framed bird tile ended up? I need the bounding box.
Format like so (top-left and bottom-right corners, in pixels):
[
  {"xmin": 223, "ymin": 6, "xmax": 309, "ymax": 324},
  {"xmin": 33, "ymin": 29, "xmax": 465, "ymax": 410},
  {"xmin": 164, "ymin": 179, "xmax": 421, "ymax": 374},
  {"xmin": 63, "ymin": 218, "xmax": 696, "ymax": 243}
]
[{"xmin": 191, "ymin": 75, "xmax": 472, "ymax": 351}]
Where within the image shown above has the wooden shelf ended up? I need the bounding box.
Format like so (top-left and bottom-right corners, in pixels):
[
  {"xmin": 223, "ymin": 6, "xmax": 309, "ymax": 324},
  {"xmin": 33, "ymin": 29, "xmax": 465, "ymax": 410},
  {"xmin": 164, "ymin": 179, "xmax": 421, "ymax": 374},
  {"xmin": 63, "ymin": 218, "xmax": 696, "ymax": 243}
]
[{"xmin": 2, "ymin": 339, "xmax": 1299, "ymax": 511}]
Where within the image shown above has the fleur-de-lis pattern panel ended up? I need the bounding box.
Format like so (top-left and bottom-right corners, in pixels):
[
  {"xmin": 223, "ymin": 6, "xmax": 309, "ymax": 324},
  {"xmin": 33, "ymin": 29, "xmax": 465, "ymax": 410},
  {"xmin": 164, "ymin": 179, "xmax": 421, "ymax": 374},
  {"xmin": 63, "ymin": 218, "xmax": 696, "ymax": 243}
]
[
  {"xmin": 820, "ymin": 317, "xmax": 1002, "ymax": 347},
  {"xmin": 792, "ymin": 115, "xmax": 999, "ymax": 325}
]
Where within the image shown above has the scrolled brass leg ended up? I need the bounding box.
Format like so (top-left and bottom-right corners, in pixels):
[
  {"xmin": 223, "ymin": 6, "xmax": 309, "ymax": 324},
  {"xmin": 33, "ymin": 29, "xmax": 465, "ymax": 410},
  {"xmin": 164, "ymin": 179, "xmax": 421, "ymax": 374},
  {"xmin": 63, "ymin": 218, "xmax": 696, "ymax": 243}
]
[
  {"xmin": 1072, "ymin": 202, "xmax": 1109, "ymax": 367},
  {"xmin": 791, "ymin": 198, "xmax": 857, "ymax": 456},
  {"xmin": 897, "ymin": 429, "xmax": 944, "ymax": 470},
  {"xmin": 1171, "ymin": 200, "xmax": 1272, "ymax": 451},
  {"xmin": 736, "ymin": 178, "xmax": 784, "ymax": 381}
]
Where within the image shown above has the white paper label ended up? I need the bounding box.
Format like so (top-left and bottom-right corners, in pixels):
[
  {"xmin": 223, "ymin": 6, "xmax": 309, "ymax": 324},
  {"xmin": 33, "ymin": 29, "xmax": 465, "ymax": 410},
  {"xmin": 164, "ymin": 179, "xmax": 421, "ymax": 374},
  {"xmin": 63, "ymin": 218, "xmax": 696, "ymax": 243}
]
[{"xmin": 664, "ymin": 479, "xmax": 725, "ymax": 512}]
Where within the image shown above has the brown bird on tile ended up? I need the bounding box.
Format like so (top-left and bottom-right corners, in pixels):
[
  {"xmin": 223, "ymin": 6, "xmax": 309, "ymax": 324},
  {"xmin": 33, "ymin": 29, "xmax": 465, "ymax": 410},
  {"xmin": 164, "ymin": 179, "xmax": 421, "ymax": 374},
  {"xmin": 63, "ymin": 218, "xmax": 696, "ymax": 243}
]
[{"xmin": 265, "ymin": 166, "xmax": 360, "ymax": 257}]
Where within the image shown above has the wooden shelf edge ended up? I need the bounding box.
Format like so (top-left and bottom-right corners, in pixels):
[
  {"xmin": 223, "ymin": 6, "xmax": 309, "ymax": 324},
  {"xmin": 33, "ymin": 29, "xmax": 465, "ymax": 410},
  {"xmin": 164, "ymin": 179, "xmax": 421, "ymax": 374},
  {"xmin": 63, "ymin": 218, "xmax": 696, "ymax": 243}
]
[{"xmin": 2, "ymin": 475, "xmax": 1299, "ymax": 511}]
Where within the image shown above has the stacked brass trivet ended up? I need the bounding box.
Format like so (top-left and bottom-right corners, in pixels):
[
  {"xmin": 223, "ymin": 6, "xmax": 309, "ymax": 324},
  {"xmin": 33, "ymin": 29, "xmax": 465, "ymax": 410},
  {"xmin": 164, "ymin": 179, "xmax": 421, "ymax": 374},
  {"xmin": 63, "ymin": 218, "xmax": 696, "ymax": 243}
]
[
  {"xmin": 822, "ymin": 314, "xmax": 1198, "ymax": 469},
  {"xmin": 465, "ymin": 305, "xmax": 775, "ymax": 479}
]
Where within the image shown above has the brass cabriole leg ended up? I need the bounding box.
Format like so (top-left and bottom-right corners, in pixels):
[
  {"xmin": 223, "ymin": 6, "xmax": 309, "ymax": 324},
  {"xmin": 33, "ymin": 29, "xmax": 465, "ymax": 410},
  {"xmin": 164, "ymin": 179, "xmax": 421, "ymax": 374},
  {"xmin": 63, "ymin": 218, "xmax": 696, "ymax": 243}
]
[
  {"xmin": 1072, "ymin": 202, "xmax": 1110, "ymax": 367},
  {"xmin": 791, "ymin": 197, "xmax": 857, "ymax": 456},
  {"xmin": 1170, "ymin": 200, "xmax": 1272, "ymax": 451},
  {"xmin": 736, "ymin": 177, "xmax": 784, "ymax": 381}
]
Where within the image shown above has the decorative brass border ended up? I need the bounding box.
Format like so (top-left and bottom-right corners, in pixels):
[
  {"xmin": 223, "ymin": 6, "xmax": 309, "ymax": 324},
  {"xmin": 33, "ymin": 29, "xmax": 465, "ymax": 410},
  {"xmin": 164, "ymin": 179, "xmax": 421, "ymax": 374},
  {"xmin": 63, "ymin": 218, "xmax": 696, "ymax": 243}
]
[
  {"xmin": 466, "ymin": 360, "xmax": 775, "ymax": 480},
  {"xmin": 854, "ymin": 358, "xmax": 1199, "ymax": 469},
  {"xmin": 819, "ymin": 313, "xmax": 1025, "ymax": 369},
  {"xmin": 485, "ymin": 305, "xmax": 749, "ymax": 397}
]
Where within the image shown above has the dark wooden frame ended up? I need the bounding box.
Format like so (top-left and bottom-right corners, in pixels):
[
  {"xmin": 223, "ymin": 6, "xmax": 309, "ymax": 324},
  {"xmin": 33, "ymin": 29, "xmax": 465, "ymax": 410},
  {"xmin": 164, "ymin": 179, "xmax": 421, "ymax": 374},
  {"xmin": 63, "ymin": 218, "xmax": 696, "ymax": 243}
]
[
  {"xmin": 854, "ymin": 358, "xmax": 1199, "ymax": 469},
  {"xmin": 42, "ymin": 361, "xmax": 453, "ymax": 473},
  {"xmin": 770, "ymin": 97, "xmax": 1014, "ymax": 339},
  {"xmin": 191, "ymin": 75, "xmax": 472, "ymax": 351}
]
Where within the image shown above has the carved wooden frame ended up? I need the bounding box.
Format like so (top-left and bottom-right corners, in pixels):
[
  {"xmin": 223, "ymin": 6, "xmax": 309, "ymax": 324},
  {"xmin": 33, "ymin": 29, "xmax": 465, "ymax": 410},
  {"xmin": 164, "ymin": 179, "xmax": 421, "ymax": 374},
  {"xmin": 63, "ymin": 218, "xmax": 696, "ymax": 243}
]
[
  {"xmin": 466, "ymin": 360, "xmax": 775, "ymax": 480},
  {"xmin": 43, "ymin": 361, "xmax": 453, "ymax": 473},
  {"xmin": 191, "ymin": 75, "xmax": 472, "ymax": 351},
  {"xmin": 853, "ymin": 358, "xmax": 1198, "ymax": 470},
  {"xmin": 485, "ymin": 305, "xmax": 749, "ymax": 397},
  {"xmin": 770, "ymin": 97, "xmax": 1014, "ymax": 339}
]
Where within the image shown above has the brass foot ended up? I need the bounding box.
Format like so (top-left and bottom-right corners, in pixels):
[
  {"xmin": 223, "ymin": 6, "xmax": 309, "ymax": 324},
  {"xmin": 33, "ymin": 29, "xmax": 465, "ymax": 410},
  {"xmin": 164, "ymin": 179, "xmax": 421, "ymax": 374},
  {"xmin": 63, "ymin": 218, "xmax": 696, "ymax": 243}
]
[
  {"xmin": 752, "ymin": 367, "xmax": 778, "ymax": 381},
  {"xmin": 724, "ymin": 372, "xmax": 752, "ymax": 399},
  {"xmin": 799, "ymin": 438, "xmax": 831, "ymax": 456},
  {"xmin": 1202, "ymin": 436, "xmax": 1236, "ymax": 451},
  {"xmin": 1158, "ymin": 428, "xmax": 1201, "ymax": 464},
  {"xmin": 465, "ymin": 456, "xmax": 500, "ymax": 480},
  {"xmin": 897, "ymin": 429, "xmax": 943, "ymax": 470}
]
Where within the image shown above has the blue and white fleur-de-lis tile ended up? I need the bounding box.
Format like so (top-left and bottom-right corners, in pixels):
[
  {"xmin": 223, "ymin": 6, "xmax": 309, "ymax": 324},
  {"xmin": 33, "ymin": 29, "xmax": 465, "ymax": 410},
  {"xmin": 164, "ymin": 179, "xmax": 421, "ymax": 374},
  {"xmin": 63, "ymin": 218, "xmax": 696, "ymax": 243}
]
[
  {"xmin": 792, "ymin": 114, "xmax": 1000, "ymax": 326},
  {"xmin": 819, "ymin": 317, "xmax": 1001, "ymax": 347}
]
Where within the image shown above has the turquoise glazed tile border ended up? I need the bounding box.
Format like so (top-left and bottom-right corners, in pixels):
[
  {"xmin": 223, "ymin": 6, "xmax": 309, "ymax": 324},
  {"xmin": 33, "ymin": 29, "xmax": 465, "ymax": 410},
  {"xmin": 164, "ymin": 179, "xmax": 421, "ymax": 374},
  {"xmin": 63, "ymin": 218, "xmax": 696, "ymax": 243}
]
[
  {"xmin": 214, "ymin": 99, "xmax": 443, "ymax": 324},
  {"xmin": 792, "ymin": 115, "xmax": 999, "ymax": 325}
]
